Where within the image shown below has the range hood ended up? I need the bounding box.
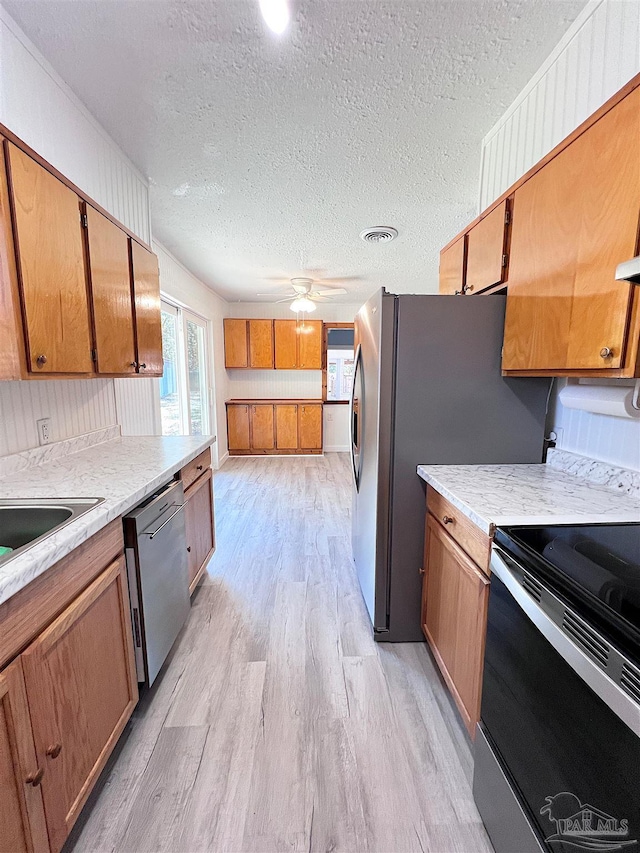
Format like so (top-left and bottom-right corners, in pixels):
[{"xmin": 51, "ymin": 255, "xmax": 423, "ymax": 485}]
[{"xmin": 616, "ymin": 256, "xmax": 640, "ymax": 285}]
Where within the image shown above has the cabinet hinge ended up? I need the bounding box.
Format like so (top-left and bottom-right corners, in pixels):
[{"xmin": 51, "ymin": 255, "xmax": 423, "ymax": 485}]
[
  {"xmin": 91, "ymin": 348, "xmax": 97, "ymax": 362},
  {"xmin": 505, "ymin": 209, "xmax": 511, "ymax": 225},
  {"xmin": 502, "ymin": 253, "xmax": 508, "ymax": 268},
  {"xmin": 80, "ymin": 212, "xmax": 88, "ymax": 228}
]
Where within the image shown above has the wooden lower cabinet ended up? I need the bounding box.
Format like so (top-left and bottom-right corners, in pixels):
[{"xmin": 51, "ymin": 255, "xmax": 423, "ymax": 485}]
[
  {"xmin": 184, "ymin": 468, "xmax": 216, "ymax": 593},
  {"xmin": 0, "ymin": 659, "xmax": 49, "ymax": 853},
  {"xmin": 227, "ymin": 400, "xmax": 323, "ymax": 455},
  {"xmin": 20, "ymin": 556, "xmax": 138, "ymax": 853},
  {"xmin": 421, "ymin": 512, "xmax": 490, "ymax": 739}
]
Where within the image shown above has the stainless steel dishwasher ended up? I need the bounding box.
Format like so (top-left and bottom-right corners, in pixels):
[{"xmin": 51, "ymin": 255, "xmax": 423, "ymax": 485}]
[{"xmin": 123, "ymin": 479, "xmax": 190, "ymax": 687}]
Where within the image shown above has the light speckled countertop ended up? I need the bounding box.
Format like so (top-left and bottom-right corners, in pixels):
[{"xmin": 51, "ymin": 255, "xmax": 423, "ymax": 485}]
[
  {"xmin": 0, "ymin": 434, "xmax": 214, "ymax": 606},
  {"xmin": 417, "ymin": 462, "xmax": 640, "ymax": 535}
]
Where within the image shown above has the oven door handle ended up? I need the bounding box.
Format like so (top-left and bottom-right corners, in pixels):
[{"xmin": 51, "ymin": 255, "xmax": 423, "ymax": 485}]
[{"xmin": 491, "ymin": 546, "xmax": 640, "ymax": 738}]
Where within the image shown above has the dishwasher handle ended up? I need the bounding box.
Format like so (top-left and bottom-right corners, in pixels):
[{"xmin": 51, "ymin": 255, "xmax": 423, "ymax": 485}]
[{"xmin": 143, "ymin": 503, "xmax": 185, "ymax": 539}]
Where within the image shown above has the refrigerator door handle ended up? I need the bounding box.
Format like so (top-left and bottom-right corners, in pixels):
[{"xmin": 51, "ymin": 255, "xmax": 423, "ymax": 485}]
[{"xmin": 349, "ymin": 343, "xmax": 362, "ymax": 491}]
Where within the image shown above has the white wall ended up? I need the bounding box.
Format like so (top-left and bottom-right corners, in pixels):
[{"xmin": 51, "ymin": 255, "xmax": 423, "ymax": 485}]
[
  {"xmin": 0, "ymin": 5, "xmax": 157, "ymax": 455},
  {"xmin": 479, "ymin": 0, "xmax": 640, "ymax": 471},
  {"xmin": 227, "ymin": 302, "xmax": 360, "ymax": 452}
]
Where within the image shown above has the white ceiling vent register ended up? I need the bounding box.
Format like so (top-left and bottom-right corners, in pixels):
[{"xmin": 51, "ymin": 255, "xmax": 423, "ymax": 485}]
[{"xmin": 359, "ymin": 226, "xmax": 398, "ymax": 244}]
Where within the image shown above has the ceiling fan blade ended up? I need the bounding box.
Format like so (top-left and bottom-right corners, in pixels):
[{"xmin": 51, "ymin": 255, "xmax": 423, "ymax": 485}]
[
  {"xmin": 275, "ymin": 296, "xmax": 297, "ymax": 303},
  {"xmin": 314, "ymin": 287, "xmax": 348, "ymax": 296}
]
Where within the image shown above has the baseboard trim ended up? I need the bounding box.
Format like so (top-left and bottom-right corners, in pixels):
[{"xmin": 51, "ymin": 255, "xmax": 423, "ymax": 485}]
[
  {"xmin": 324, "ymin": 445, "xmax": 350, "ymax": 452},
  {"xmin": 216, "ymin": 451, "xmax": 230, "ymax": 469}
]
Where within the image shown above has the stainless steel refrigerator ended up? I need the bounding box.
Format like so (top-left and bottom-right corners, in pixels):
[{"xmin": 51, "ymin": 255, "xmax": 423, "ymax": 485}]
[{"xmin": 350, "ymin": 289, "xmax": 550, "ymax": 642}]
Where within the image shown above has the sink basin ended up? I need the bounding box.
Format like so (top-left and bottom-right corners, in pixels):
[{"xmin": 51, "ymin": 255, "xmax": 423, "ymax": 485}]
[{"xmin": 0, "ymin": 498, "xmax": 105, "ymax": 566}]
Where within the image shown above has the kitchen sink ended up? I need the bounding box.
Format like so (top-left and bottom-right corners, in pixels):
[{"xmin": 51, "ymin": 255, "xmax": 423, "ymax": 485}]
[{"xmin": 0, "ymin": 498, "xmax": 105, "ymax": 566}]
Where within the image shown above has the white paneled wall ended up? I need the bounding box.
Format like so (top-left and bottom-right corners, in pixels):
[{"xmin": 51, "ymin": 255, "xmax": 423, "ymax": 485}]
[
  {"xmin": 0, "ymin": 380, "xmax": 117, "ymax": 456},
  {"xmin": 113, "ymin": 380, "xmax": 161, "ymax": 438},
  {"xmin": 0, "ymin": 7, "xmax": 154, "ymax": 457},
  {"xmin": 479, "ymin": 0, "xmax": 640, "ymax": 471}
]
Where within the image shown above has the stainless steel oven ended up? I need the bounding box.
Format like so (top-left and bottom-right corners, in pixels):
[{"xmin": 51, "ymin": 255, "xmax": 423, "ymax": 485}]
[{"xmin": 474, "ymin": 523, "xmax": 640, "ymax": 853}]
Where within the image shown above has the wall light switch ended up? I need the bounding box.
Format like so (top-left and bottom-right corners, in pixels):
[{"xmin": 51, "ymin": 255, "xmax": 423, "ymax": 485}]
[{"xmin": 37, "ymin": 417, "xmax": 51, "ymax": 445}]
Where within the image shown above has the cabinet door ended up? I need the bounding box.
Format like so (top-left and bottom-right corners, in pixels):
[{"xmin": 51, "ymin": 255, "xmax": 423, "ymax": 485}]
[
  {"xmin": 298, "ymin": 320, "xmax": 323, "ymax": 368},
  {"xmin": 227, "ymin": 404, "xmax": 251, "ymax": 450},
  {"xmin": 298, "ymin": 404, "xmax": 322, "ymax": 450},
  {"xmin": 503, "ymin": 88, "xmax": 640, "ymax": 372},
  {"xmin": 7, "ymin": 143, "xmax": 92, "ymax": 374},
  {"xmin": 224, "ymin": 319, "xmax": 249, "ymax": 368},
  {"xmin": 422, "ymin": 515, "xmax": 489, "ymax": 738},
  {"xmin": 465, "ymin": 200, "xmax": 508, "ymax": 294},
  {"xmin": 275, "ymin": 404, "xmax": 298, "ymax": 449},
  {"xmin": 274, "ymin": 320, "xmax": 297, "ymax": 368},
  {"xmin": 249, "ymin": 319, "xmax": 274, "ymax": 368},
  {"xmin": 21, "ymin": 558, "xmax": 138, "ymax": 853},
  {"xmin": 0, "ymin": 659, "xmax": 49, "ymax": 853},
  {"xmin": 184, "ymin": 468, "xmax": 215, "ymax": 592},
  {"xmin": 130, "ymin": 241, "xmax": 162, "ymax": 375},
  {"xmin": 439, "ymin": 236, "xmax": 466, "ymax": 295},
  {"xmin": 251, "ymin": 404, "xmax": 275, "ymax": 450},
  {"xmin": 85, "ymin": 206, "xmax": 136, "ymax": 375}
]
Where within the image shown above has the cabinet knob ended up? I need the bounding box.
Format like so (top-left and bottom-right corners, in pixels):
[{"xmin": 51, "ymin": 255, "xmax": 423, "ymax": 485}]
[
  {"xmin": 26, "ymin": 767, "xmax": 44, "ymax": 786},
  {"xmin": 36, "ymin": 354, "xmax": 47, "ymax": 366},
  {"xmin": 442, "ymin": 515, "xmax": 454, "ymax": 525},
  {"xmin": 466, "ymin": 284, "xmax": 474, "ymax": 292},
  {"xmin": 187, "ymin": 546, "xmax": 191, "ymax": 553},
  {"xmin": 139, "ymin": 363, "xmax": 147, "ymax": 370},
  {"xmin": 130, "ymin": 362, "xmax": 137, "ymax": 368},
  {"xmin": 454, "ymin": 290, "xmax": 464, "ymax": 296},
  {"xmin": 196, "ymin": 465, "xmax": 203, "ymax": 471},
  {"xmin": 46, "ymin": 742, "xmax": 62, "ymax": 759},
  {"xmin": 600, "ymin": 347, "xmax": 613, "ymax": 359}
]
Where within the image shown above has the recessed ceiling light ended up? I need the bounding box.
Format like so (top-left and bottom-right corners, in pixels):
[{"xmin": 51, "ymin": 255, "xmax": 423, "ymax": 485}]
[
  {"xmin": 259, "ymin": 0, "xmax": 290, "ymax": 34},
  {"xmin": 360, "ymin": 226, "xmax": 398, "ymax": 244}
]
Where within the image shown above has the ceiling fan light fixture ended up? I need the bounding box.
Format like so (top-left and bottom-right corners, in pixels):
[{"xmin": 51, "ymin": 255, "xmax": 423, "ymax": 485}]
[
  {"xmin": 259, "ymin": 0, "xmax": 290, "ymax": 34},
  {"xmin": 290, "ymin": 296, "xmax": 316, "ymax": 313}
]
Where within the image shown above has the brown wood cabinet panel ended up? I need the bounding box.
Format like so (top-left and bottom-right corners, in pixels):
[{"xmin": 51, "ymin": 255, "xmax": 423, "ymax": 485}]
[
  {"xmin": 21, "ymin": 558, "xmax": 138, "ymax": 853},
  {"xmin": 427, "ymin": 488, "xmax": 491, "ymax": 573},
  {"xmin": 275, "ymin": 404, "xmax": 298, "ymax": 449},
  {"xmin": 0, "ymin": 659, "xmax": 49, "ymax": 853},
  {"xmin": 249, "ymin": 319, "xmax": 274, "ymax": 368},
  {"xmin": 422, "ymin": 515, "xmax": 490, "ymax": 738},
  {"xmin": 0, "ymin": 137, "xmax": 26, "ymax": 380},
  {"xmin": 227, "ymin": 404, "xmax": 251, "ymax": 451},
  {"xmin": 439, "ymin": 236, "xmax": 466, "ymax": 295},
  {"xmin": 298, "ymin": 403, "xmax": 322, "ymax": 450},
  {"xmin": 251, "ymin": 404, "xmax": 275, "ymax": 450},
  {"xmin": 85, "ymin": 206, "xmax": 136, "ymax": 375},
  {"xmin": 184, "ymin": 469, "xmax": 215, "ymax": 593},
  {"xmin": 465, "ymin": 201, "xmax": 508, "ymax": 294},
  {"xmin": 180, "ymin": 447, "xmax": 212, "ymax": 492},
  {"xmin": 7, "ymin": 143, "xmax": 91, "ymax": 374},
  {"xmin": 224, "ymin": 319, "xmax": 249, "ymax": 368},
  {"xmin": 503, "ymin": 87, "xmax": 640, "ymax": 372},
  {"xmin": 130, "ymin": 241, "xmax": 162, "ymax": 375},
  {"xmin": 297, "ymin": 320, "xmax": 323, "ymax": 369},
  {"xmin": 274, "ymin": 320, "xmax": 298, "ymax": 369}
]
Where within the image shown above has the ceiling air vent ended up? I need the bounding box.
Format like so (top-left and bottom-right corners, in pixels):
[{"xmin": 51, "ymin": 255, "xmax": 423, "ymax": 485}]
[{"xmin": 360, "ymin": 226, "xmax": 398, "ymax": 244}]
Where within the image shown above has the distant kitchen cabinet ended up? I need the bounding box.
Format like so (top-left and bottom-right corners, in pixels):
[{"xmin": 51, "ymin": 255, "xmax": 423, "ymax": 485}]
[
  {"xmin": 465, "ymin": 200, "xmax": 509, "ymax": 294},
  {"xmin": 438, "ymin": 236, "xmax": 465, "ymax": 295},
  {"xmin": 226, "ymin": 400, "xmax": 323, "ymax": 455},
  {"xmin": 421, "ymin": 489, "xmax": 491, "ymax": 739},
  {"xmin": 181, "ymin": 447, "xmax": 215, "ymax": 594},
  {"xmin": 274, "ymin": 319, "xmax": 323, "ymax": 369},
  {"xmin": 0, "ymin": 133, "xmax": 163, "ymax": 381},
  {"xmin": 223, "ymin": 319, "xmax": 274, "ymax": 369},
  {"xmin": 502, "ymin": 86, "xmax": 640, "ymax": 374}
]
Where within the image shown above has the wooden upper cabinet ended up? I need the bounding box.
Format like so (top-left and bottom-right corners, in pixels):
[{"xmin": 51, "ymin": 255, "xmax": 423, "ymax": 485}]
[
  {"xmin": 439, "ymin": 236, "xmax": 466, "ymax": 294},
  {"xmin": 227, "ymin": 404, "xmax": 251, "ymax": 450},
  {"xmin": 275, "ymin": 404, "xmax": 298, "ymax": 449},
  {"xmin": 298, "ymin": 320, "xmax": 323, "ymax": 368},
  {"xmin": 0, "ymin": 659, "xmax": 50, "ymax": 853},
  {"xmin": 20, "ymin": 557, "xmax": 137, "ymax": 853},
  {"xmin": 224, "ymin": 319, "xmax": 249, "ymax": 368},
  {"xmin": 274, "ymin": 320, "xmax": 298, "ymax": 368},
  {"xmin": 85, "ymin": 206, "xmax": 136, "ymax": 375},
  {"xmin": 465, "ymin": 200, "xmax": 508, "ymax": 294},
  {"xmin": 130, "ymin": 241, "xmax": 162, "ymax": 375},
  {"xmin": 249, "ymin": 319, "xmax": 274, "ymax": 368},
  {"xmin": 251, "ymin": 404, "xmax": 275, "ymax": 450},
  {"xmin": 503, "ymin": 87, "xmax": 640, "ymax": 373},
  {"xmin": 298, "ymin": 403, "xmax": 322, "ymax": 449},
  {"xmin": 7, "ymin": 143, "xmax": 92, "ymax": 374}
]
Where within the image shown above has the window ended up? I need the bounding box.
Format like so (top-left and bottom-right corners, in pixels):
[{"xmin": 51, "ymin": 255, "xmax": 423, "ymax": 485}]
[
  {"xmin": 323, "ymin": 324, "xmax": 355, "ymax": 402},
  {"xmin": 160, "ymin": 300, "xmax": 211, "ymax": 436}
]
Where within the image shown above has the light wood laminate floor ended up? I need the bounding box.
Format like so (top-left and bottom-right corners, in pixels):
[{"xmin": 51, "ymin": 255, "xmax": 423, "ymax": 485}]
[{"xmin": 68, "ymin": 454, "xmax": 493, "ymax": 853}]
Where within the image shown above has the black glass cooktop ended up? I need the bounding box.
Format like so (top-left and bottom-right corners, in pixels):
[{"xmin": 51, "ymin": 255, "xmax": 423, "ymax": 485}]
[{"xmin": 495, "ymin": 522, "xmax": 640, "ymax": 657}]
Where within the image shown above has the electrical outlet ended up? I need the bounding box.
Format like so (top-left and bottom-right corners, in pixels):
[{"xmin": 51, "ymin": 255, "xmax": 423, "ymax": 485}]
[
  {"xmin": 326, "ymin": 412, "xmax": 333, "ymax": 422},
  {"xmin": 37, "ymin": 417, "xmax": 51, "ymax": 446}
]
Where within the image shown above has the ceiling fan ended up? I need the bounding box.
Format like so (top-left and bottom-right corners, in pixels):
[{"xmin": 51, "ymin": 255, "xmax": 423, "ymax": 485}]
[{"xmin": 257, "ymin": 278, "xmax": 348, "ymax": 313}]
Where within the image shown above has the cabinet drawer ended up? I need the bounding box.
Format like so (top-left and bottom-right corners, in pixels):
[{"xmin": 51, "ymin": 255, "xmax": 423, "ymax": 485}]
[
  {"xmin": 427, "ymin": 488, "xmax": 491, "ymax": 573},
  {"xmin": 180, "ymin": 447, "xmax": 211, "ymax": 491}
]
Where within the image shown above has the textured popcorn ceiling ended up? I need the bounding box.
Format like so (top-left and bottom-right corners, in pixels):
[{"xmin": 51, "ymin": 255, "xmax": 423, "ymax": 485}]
[{"xmin": 5, "ymin": 0, "xmax": 585, "ymax": 302}]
